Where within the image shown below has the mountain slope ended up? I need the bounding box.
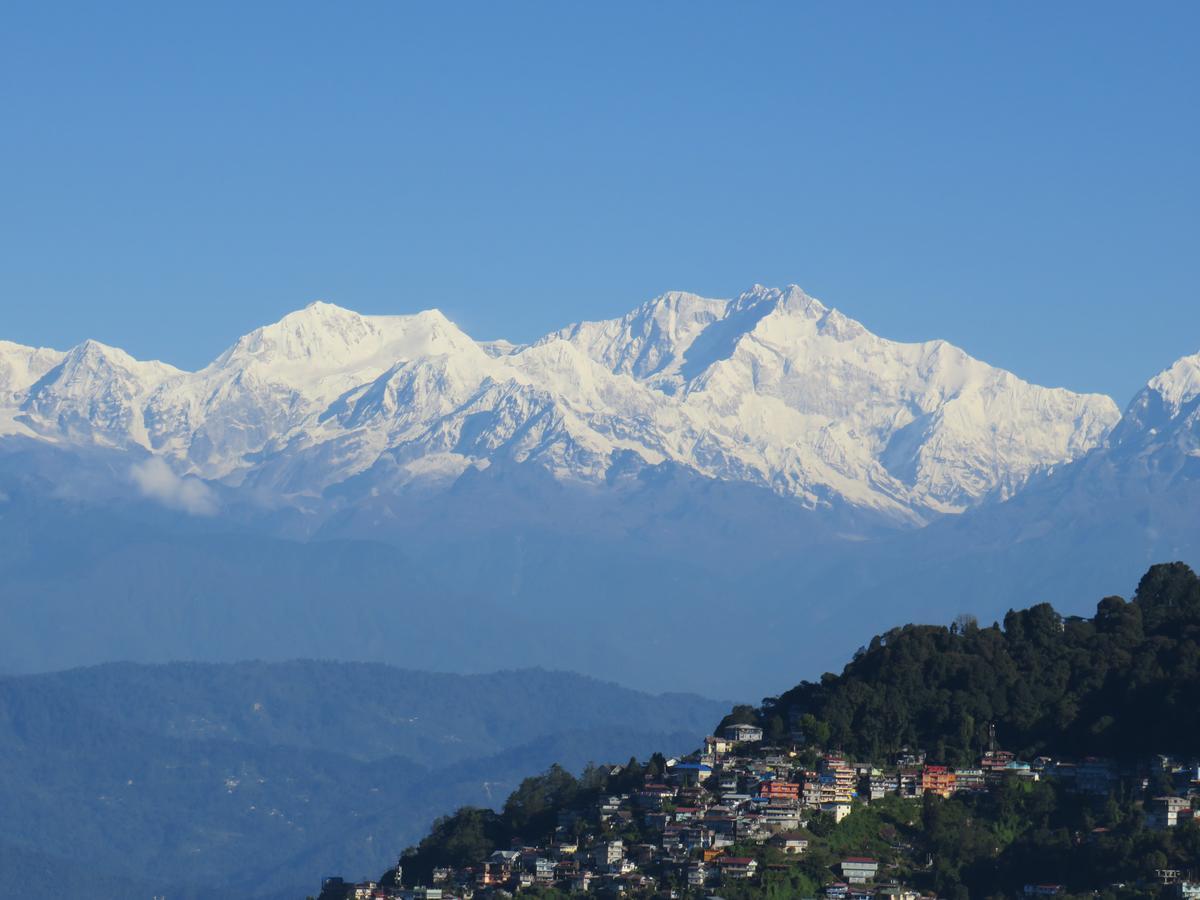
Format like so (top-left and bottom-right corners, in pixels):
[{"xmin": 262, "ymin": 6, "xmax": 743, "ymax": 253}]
[
  {"xmin": 0, "ymin": 341, "xmax": 63, "ymax": 403},
  {"xmin": 0, "ymin": 286, "xmax": 1118, "ymax": 524},
  {"xmin": 1111, "ymin": 348, "xmax": 1200, "ymax": 458},
  {"xmin": 17, "ymin": 340, "xmax": 181, "ymax": 446}
]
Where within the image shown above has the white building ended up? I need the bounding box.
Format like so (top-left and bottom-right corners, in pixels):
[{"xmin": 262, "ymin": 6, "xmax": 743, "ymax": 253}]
[
  {"xmin": 723, "ymin": 723, "xmax": 764, "ymax": 743},
  {"xmin": 840, "ymin": 857, "xmax": 878, "ymax": 884}
]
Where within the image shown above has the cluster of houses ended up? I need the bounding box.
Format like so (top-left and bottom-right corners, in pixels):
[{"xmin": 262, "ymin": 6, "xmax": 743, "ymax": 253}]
[{"xmin": 317, "ymin": 724, "xmax": 1200, "ymax": 900}]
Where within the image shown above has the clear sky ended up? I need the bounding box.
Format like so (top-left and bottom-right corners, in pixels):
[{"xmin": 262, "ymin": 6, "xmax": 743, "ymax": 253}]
[{"xmin": 2, "ymin": 2, "xmax": 1196, "ymax": 406}]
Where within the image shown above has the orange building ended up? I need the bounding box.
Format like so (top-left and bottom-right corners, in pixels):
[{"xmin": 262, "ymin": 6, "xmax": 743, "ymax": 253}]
[
  {"xmin": 922, "ymin": 765, "xmax": 956, "ymax": 798},
  {"xmin": 758, "ymin": 780, "xmax": 800, "ymax": 801}
]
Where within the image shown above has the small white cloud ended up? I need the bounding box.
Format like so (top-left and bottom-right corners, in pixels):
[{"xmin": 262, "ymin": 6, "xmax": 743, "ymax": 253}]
[{"xmin": 130, "ymin": 457, "xmax": 218, "ymax": 516}]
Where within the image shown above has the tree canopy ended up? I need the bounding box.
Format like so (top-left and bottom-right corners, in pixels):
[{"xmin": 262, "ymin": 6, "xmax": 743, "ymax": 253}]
[{"xmin": 765, "ymin": 562, "xmax": 1200, "ymax": 763}]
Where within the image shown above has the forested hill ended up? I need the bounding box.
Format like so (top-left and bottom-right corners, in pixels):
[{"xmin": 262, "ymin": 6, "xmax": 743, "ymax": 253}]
[{"xmin": 744, "ymin": 561, "xmax": 1200, "ymax": 763}]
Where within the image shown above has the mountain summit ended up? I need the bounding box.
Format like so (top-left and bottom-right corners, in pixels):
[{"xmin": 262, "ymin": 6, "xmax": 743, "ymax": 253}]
[
  {"xmin": 553, "ymin": 285, "xmax": 1118, "ymax": 517},
  {"xmin": 0, "ymin": 286, "xmax": 1120, "ymax": 523},
  {"xmin": 1111, "ymin": 350, "xmax": 1200, "ymax": 458}
]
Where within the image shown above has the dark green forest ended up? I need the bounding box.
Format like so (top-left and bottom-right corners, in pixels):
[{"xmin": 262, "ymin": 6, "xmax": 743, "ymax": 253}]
[{"xmin": 751, "ymin": 561, "xmax": 1200, "ymax": 764}]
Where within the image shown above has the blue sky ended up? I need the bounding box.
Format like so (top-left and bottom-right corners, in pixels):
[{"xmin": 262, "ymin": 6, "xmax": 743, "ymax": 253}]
[{"xmin": 2, "ymin": 2, "xmax": 1196, "ymax": 405}]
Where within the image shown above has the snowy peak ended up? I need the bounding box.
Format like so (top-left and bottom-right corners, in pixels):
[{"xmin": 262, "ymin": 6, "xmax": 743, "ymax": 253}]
[
  {"xmin": 55, "ymin": 338, "xmax": 180, "ymax": 379},
  {"xmin": 142, "ymin": 305, "xmax": 491, "ymax": 476},
  {"xmin": 0, "ymin": 340, "xmax": 66, "ymax": 399},
  {"xmin": 724, "ymin": 284, "xmax": 849, "ymax": 337},
  {"xmin": 644, "ymin": 284, "xmax": 1117, "ymax": 514},
  {"xmin": 735, "ymin": 283, "xmax": 825, "ymax": 317},
  {"xmin": 0, "ymin": 340, "xmax": 68, "ymax": 436},
  {"xmin": 19, "ymin": 339, "xmax": 182, "ymax": 446},
  {"xmin": 31, "ymin": 339, "xmax": 182, "ymax": 403},
  {"xmin": 221, "ymin": 301, "xmax": 379, "ymax": 364},
  {"xmin": 215, "ymin": 303, "xmax": 479, "ymax": 381},
  {"xmin": 536, "ymin": 283, "xmax": 1120, "ymax": 517},
  {"xmin": 1111, "ymin": 349, "xmax": 1200, "ymax": 453},
  {"xmin": 544, "ymin": 285, "xmax": 833, "ymax": 391},
  {"xmin": 544, "ymin": 290, "xmax": 727, "ymax": 382},
  {"xmin": 1146, "ymin": 351, "xmax": 1200, "ymax": 417},
  {"xmin": 551, "ymin": 284, "xmax": 859, "ymax": 391},
  {"xmin": 725, "ymin": 283, "xmax": 874, "ymax": 350}
]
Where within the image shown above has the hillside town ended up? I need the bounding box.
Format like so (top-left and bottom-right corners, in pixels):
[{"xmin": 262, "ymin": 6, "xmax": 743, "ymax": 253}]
[{"xmin": 315, "ymin": 723, "xmax": 1200, "ymax": 900}]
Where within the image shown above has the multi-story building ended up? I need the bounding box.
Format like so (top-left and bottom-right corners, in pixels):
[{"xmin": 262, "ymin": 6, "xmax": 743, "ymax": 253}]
[
  {"xmin": 762, "ymin": 804, "xmax": 802, "ymax": 830},
  {"xmin": 953, "ymin": 768, "xmax": 985, "ymax": 792},
  {"xmin": 717, "ymin": 857, "xmax": 758, "ymax": 880},
  {"xmin": 669, "ymin": 762, "xmax": 713, "ymax": 786},
  {"xmin": 922, "ymin": 765, "xmax": 956, "ymax": 798},
  {"xmin": 895, "ymin": 749, "xmax": 926, "ymax": 768},
  {"xmin": 758, "ymin": 779, "xmax": 800, "ymax": 802},
  {"xmin": 898, "ymin": 769, "xmax": 924, "ymax": 798},
  {"xmin": 724, "ymin": 724, "xmax": 765, "ymax": 743},
  {"xmin": 530, "ymin": 857, "xmax": 554, "ymax": 883},
  {"xmin": 769, "ymin": 832, "xmax": 809, "ymax": 855},
  {"xmin": 1148, "ymin": 796, "xmax": 1192, "ymax": 830},
  {"xmin": 823, "ymin": 800, "xmax": 853, "ymax": 822},
  {"xmin": 868, "ymin": 773, "xmax": 899, "ymax": 800},
  {"xmin": 840, "ymin": 857, "xmax": 879, "ymax": 884},
  {"xmin": 592, "ymin": 839, "xmax": 624, "ymax": 868},
  {"xmin": 819, "ymin": 755, "xmax": 857, "ymax": 803},
  {"xmin": 801, "ymin": 772, "xmax": 823, "ymax": 807},
  {"xmin": 981, "ymin": 750, "xmax": 1015, "ymax": 772}
]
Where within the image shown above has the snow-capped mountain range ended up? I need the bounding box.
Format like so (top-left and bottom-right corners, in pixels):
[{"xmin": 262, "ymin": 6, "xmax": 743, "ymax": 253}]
[{"xmin": 0, "ymin": 285, "xmax": 1124, "ymax": 525}]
